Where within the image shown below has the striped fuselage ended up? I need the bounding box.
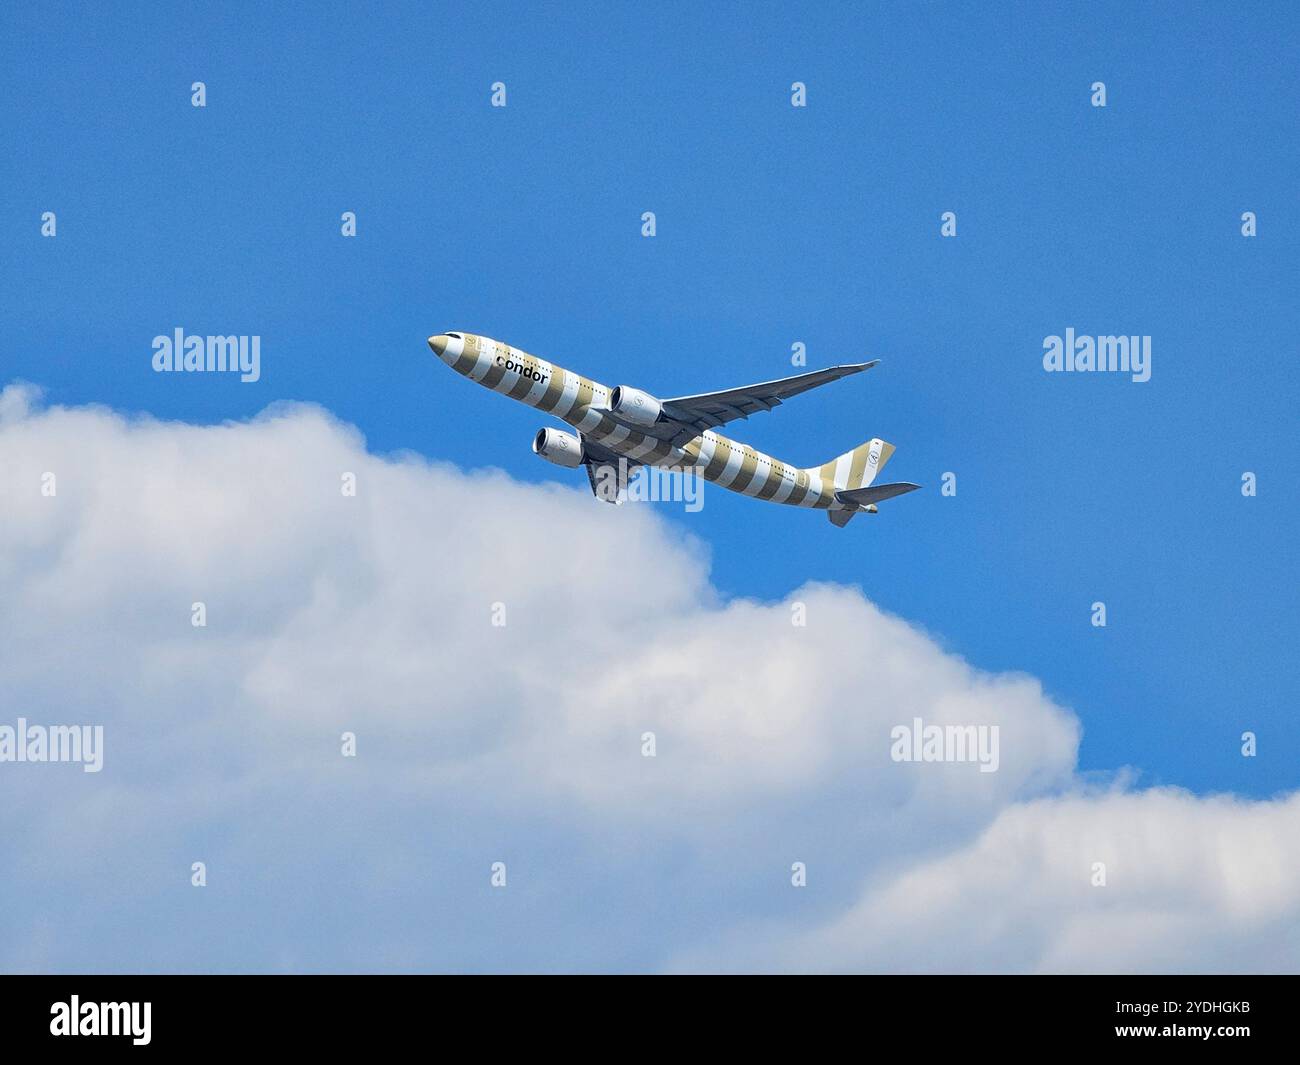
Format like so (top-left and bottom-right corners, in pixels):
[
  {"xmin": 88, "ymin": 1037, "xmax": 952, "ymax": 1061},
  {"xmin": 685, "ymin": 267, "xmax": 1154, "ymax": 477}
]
[{"xmin": 434, "ymin": 332, "xmax": 850, "ymax": 511}]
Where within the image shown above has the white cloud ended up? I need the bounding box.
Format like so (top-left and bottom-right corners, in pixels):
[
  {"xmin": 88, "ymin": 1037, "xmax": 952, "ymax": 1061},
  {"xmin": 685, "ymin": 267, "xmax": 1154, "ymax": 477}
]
[
  {"xmin": 671, "ymin": 788, "xmax": 1300, "ymax": 973},
  {"xmin": 1, "ymin": 384, "xmax": 1296, "ymax": 973}
]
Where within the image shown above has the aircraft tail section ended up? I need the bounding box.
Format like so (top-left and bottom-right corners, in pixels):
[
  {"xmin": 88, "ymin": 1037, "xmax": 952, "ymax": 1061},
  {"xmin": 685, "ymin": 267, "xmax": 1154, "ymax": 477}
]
[{"xmin": 808, "ymin": 438, "xmax": 895, "ymax": 490}]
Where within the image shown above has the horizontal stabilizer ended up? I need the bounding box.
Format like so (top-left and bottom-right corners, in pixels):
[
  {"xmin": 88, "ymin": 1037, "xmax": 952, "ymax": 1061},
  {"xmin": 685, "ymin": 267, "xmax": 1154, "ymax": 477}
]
[{"xmin": 835, "ymin": 482, "xmax": 922, "ymax": 506}]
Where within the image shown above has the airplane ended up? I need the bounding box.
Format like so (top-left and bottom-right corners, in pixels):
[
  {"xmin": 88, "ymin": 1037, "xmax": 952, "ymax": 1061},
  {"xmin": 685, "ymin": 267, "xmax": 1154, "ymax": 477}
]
[{"xmin": 427, "ymin": 332, "xmax": 920, "ymax": 527}]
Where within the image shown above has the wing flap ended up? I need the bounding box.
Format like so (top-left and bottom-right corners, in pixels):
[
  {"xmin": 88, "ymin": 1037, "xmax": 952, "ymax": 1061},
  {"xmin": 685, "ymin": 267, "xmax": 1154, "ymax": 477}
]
[
  {"xmin": 582, "ymin": 434, "xmax": 639, "ymax": 504},
  {"xmin": 585, "ymin": 462, "xmax": 626, "ymax": 504}
]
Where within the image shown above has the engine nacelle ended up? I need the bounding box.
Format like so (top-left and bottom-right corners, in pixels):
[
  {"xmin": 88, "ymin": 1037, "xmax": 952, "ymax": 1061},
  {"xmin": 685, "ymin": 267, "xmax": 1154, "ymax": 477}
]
[
  {"xmin": 532, "ymin": 427, "xmax": 585, "ymax": 468},
  {"xmin": 609, "ymin": 385, "xmax": 664, "ymax": 427}
]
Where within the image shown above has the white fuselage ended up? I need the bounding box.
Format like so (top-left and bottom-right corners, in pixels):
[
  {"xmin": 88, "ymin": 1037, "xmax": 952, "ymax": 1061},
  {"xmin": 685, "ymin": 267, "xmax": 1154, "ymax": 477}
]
[{"xmin": 433, "ymin": 332, "xmax": 846, "ymax": 509}]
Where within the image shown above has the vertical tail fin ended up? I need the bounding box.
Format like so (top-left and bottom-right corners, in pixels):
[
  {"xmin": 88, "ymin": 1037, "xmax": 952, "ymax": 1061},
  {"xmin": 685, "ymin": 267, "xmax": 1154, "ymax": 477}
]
[{"xmin": 807, "ymin": 438, "xmax": 895, "ymax": 490}]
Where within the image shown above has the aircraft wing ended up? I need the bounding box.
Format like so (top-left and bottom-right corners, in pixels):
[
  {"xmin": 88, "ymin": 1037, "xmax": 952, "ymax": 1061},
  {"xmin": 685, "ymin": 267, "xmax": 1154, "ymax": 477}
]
[{"xmin": 659, "ymin": 361, "xmax": 879, "ymax": 439}]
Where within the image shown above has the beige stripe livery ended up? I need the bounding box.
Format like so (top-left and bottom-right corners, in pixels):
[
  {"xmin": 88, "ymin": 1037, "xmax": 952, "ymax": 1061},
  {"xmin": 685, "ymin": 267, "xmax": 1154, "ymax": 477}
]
[{"xmin": 430, "ymin": 332, "xmax": 899, "ymax": 515}]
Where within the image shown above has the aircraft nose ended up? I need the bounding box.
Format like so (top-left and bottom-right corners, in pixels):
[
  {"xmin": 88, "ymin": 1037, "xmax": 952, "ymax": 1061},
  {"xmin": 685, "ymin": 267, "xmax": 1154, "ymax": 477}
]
[{"xmin": 428, "ymin": 333, "xmax": 466, "ymax": 364}]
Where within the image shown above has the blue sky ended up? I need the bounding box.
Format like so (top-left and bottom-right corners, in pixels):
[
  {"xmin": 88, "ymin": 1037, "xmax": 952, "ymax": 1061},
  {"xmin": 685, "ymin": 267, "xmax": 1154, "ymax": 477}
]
[{"xmin": 1, "ymin": 1, "xmax": 1298, "ymax": 972}]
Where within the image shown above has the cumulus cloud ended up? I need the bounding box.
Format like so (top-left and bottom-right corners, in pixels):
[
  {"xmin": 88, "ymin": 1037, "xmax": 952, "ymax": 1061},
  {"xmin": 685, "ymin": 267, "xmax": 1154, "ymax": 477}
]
[
  {"xmin": 0, "ymin": 383, "xmax": 1296, "ymax": 973},
  {"xmin": 669, "ymin": 788, "xmax": 1300, "ymax": 973}
]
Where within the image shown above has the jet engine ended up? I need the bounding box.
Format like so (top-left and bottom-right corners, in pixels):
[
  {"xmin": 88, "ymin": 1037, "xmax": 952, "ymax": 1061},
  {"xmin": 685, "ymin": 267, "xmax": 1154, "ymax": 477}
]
[
  {"xmin": 609, "ymin": 385, "xmax": 664, "ymax": 427},
  {"xmin": 532, "ymin": 427, "xmax": 585, "ymax": 468}
]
